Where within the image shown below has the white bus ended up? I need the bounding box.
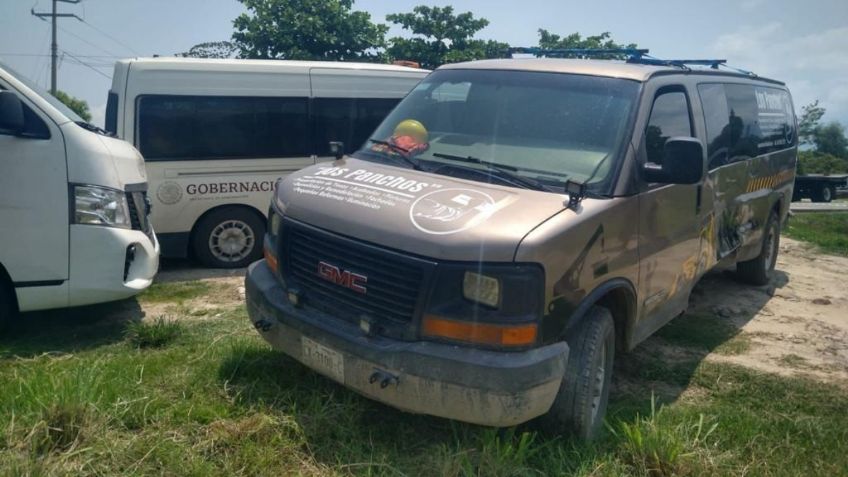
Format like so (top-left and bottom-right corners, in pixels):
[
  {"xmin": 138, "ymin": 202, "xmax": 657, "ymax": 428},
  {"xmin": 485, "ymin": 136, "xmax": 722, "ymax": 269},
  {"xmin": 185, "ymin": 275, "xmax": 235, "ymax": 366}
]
[
  {"xmin": 107, "ymin": 58, "xmax": 428, "ymax": 268},
  {"xmin": 0, "ymin": 61, "xmax": 159, "ymax": 331}
]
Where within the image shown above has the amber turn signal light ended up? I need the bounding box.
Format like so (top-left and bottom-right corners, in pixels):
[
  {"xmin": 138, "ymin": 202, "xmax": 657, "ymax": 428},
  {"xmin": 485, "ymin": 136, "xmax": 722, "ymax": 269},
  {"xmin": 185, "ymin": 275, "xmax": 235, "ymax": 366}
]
[
  {"xmin": 264, "ymin": 246, "xmax": 279, "ymax": 274},
  {"xmin": 422, "ymin": 315, "xmax": 537, "ymax": 347}
]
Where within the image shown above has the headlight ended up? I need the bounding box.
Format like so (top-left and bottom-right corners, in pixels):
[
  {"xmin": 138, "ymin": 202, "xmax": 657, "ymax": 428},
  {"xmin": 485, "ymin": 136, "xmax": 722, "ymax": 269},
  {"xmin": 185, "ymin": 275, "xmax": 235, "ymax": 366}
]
[
  {"xmin": 73, "ymin": 185, "xmax": 131, "ymax": 229},
  {"xmin": 463, "ymin": 271, "xmax": 500, "ymax": 308}
]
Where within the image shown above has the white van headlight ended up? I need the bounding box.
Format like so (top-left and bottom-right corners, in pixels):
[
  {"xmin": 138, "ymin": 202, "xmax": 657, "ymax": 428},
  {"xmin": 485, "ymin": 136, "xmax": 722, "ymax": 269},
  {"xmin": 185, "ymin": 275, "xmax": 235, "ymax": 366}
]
[{"xmin": 73, "ymin": 185, "xmax": 132, "ymax": 229}]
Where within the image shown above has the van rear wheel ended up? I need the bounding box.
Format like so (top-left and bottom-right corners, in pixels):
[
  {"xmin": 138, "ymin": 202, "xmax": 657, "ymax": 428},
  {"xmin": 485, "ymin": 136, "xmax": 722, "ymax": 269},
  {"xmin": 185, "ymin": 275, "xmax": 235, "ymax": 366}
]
[
  {"xmin": 192, "ymin": 207, "xmax": 265, "ymax": 269},
  {"xmin": 737, "ymin": 211, "xmax": 780, "ymax": 285},
  {"xmin": 545, "ymin": 306, "xmax": 615, "ymax": 440}
]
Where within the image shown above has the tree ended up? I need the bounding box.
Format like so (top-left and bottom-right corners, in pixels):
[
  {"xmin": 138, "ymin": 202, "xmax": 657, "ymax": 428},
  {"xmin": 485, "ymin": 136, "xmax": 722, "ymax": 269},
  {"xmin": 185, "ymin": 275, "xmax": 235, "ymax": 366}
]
[
  {"xmin": 177, "ymin": 41, "xmax": 239, "ymax": 59},
  {"xmin": 798, "ymin": 100, "xmax": 826, "ymax": 146},
  {"xmin": 232, "ymin": 0, "xmax": 388, "ymax": 61},
  {"xmin": 797, "ymin": 150, "xmax": 848, "ymax": 175},
  {"xmin": 535, "ymin": 30, "xmax": 637, "ymax": 59},
  {"xmin": 814, "ymin": 121, "xmax": 848, "ymax": 159},
  {"xmin": 52, "ymin": 90, "xmax": 91, "ymax": 122},
  {"xmin": 386, "ymin": 6, "xmax": 509, "ymax": 69}
]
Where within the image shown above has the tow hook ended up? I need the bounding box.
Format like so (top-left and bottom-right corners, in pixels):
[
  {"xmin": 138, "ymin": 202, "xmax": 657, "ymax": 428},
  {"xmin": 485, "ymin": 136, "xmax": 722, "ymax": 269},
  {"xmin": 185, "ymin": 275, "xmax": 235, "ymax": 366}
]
[
  {"xmin": 369, "ymin": 369, "xmax": 399, "ymax": 389},
  {"xmin": 253, "ymin": 319, "xmax": 273, "ymax": 332}
]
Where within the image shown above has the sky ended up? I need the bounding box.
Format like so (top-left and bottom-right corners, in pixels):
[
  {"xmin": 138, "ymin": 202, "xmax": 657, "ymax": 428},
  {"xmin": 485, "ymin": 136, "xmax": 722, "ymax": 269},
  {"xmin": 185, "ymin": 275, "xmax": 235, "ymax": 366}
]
[{"xmin": 1, "ymin": 0, "xmax": 846, "ymax": 128}]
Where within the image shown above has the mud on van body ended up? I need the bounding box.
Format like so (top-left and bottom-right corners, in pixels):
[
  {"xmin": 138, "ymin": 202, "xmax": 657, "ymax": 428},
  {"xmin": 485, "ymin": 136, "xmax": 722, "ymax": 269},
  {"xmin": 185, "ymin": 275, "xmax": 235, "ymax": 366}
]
[{"xmin": 245, "ymin": 58, "xmax": 796, "ymax": 438}]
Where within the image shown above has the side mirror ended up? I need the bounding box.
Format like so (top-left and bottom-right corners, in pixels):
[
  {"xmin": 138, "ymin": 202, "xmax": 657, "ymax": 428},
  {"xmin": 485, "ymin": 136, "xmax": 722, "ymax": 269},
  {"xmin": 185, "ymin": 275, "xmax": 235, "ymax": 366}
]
[
  {"xmin": 642, "ymin": 137, "xmax": 704, "ymax": 185},
  {"xmin": 328, "ymin": 141, "xmax": 344, "ymax": 160},
  {"xmin": 0, "ymin": 91, "xmax": 25, "ymax": 136}
]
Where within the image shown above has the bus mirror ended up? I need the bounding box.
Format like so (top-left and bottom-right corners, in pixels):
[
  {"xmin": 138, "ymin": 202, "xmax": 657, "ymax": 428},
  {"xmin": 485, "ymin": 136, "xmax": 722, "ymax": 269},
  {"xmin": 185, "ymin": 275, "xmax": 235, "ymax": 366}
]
[
  {"xmin": 0, "ymin": 91, "xmax": 25, "ymax": 136},
  {"xmin": 642, "ymin": 137, "xmax": 704, "ymax": 185},
  {"xmin": 328, "ymin": 141, "xmax": 345, "ymax": 160}
]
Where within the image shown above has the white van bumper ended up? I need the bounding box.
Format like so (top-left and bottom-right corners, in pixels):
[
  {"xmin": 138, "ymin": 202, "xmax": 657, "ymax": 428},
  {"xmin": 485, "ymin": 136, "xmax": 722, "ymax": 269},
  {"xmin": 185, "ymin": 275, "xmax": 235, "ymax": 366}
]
[{"xmin": 67, "ymin": 224, "xmax": 159, "ymax": 307}]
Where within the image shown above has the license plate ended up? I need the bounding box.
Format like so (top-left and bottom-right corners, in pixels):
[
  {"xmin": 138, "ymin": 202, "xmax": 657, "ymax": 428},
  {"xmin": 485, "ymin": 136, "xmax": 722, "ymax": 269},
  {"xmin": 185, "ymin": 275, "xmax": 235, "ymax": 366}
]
[{"xmin": 301, "ymin": 336, "xmax": 344, "ymax": 383}]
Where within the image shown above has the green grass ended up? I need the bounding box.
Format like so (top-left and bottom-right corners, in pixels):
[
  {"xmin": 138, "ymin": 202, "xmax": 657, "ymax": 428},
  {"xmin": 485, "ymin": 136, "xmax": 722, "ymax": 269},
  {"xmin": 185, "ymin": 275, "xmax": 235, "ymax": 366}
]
[
  {"xmin": 124, "ymin": 317, "xmax": 184, "ymax": 348},
  {"xmin": 139, "ymin": 280, "xmax": 212, "ymax": 303},
  {"xmin": 785, "ymin": 212, "xmax": 848, "ymax": 256},
  {"xmin": 1, "ymin": 305, "xmax": 847, "ymax": 476}
]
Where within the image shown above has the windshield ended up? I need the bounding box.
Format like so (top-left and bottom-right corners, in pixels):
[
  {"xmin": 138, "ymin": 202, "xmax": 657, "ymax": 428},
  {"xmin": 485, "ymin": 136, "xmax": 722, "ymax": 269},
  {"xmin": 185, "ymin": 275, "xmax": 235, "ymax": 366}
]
[
  {"xmin": 356, "ymin": 69, "xmax": 640, "ymax": 193},
  {"xmin": 0, "ymin": 60, "xmax": 84, "ymax": 123}
]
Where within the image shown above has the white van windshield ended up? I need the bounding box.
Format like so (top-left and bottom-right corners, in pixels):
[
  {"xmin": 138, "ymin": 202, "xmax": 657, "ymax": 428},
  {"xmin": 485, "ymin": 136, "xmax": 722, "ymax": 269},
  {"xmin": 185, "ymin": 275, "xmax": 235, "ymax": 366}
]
[
  {"xmin": 0, "ymin": 60, "xmax": 84, "ymax": 123},
  {"xmin": 359, "ymin": 69, "xmax": 639, "ymax": 192}
]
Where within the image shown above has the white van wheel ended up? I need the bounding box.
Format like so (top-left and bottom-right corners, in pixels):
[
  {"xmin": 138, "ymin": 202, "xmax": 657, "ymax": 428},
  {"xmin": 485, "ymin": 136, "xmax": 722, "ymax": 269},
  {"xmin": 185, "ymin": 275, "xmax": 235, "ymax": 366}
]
[
  {"xmin": 193, "ymin": 207, "xmax": 265, "ymax": 269},
  {"xmin": 0, "ymin": 282, "xmax": 14, "ymax": 334}
]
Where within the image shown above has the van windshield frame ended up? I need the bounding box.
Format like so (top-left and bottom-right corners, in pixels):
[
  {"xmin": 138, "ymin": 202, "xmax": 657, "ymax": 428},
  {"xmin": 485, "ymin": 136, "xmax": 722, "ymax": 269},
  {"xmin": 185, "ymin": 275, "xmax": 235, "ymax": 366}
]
[{"xmin": 354, "ymin": 69, "xmax": 641, "ymax": 195}]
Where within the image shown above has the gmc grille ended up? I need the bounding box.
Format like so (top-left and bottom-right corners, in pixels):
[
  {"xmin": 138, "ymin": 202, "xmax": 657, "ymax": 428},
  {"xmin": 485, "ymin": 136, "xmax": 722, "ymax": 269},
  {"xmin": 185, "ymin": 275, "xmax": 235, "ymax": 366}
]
[{"xmin": 283, "ymin": 220, "xmax": 433, "ymax": 325}]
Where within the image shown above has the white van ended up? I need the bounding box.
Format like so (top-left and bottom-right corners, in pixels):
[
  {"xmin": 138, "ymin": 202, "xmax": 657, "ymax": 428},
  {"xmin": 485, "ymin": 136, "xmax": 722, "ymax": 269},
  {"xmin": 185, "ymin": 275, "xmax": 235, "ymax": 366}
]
[
  {"xmin": 0, "ymin": 61, "xmax": 159, "ymax": 331},
  {"xmin": 107, "ymin": 58, "xmax": 428, "ymax": 268}
]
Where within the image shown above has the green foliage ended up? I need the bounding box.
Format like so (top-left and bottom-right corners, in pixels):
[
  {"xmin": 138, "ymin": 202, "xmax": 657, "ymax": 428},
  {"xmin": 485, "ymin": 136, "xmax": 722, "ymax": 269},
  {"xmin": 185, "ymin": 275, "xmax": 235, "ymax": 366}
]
[
  {"xmin": 785, "ymin": 212, "xmax": 848, "ymax": 256},
  {"xmin": 814, "ymin": 121, "xmax": 848, "ymax": 159},
  {"xmin": 177, "ymin": 41, "xmax": 239, "ymax": 59},
  {"xmin": 232, "ymin": 0, "xmax": 388, "ymax": 61},
  {"xmin": 386, "ymin": 6, "xmax": 508, "ymax": 69},
  {"xmin": 51, "ymin": 90, "xmax": 91, "ymax": 122},
  {"xmin": 797, "ymin": 150, "xmax": 848, "ymax": 175},
  {"xmin": 610, "ymin": 397, "xmax": 718, "ymax": 476},
  {"xmin": 536, "ymin": 30, "xmax": 638, "ymax": 59},
  {"xmin": 124, "ymin": 317, "xmax": 184, "ymax": 348},
  {"xmin": 798, "ymin": 100, "xmax": 825, "ymax": 146}
]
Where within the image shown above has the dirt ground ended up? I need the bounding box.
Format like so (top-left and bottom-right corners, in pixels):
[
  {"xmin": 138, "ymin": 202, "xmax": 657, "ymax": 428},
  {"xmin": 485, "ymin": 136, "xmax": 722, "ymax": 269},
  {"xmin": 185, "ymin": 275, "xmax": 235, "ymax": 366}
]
[{"xmin": 151, "ymin": 236, "xmax": 848, "ymax": 386}]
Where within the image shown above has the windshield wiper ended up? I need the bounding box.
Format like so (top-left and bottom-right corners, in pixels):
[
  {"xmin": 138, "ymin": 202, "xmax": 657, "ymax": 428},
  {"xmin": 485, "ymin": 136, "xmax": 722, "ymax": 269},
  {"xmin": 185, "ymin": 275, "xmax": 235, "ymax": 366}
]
[
  {"xmin": 75, "ymin": 121, "xmax": 114, "ymax": 137},
  {"xmin": 367, "ymin": 138, "xmax": 422, "ymax": 170},
  {"xmin": 431, "ymin": 152, "xmax": 550, "ymax": 191}
]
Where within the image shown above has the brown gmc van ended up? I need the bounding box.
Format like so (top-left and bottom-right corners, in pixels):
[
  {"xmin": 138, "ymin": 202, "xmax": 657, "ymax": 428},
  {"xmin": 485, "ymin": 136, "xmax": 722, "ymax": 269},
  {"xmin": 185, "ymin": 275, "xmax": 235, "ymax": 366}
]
[{"xmin": 245, "ymin": 57, "xmax": 797, "ymax": 439}]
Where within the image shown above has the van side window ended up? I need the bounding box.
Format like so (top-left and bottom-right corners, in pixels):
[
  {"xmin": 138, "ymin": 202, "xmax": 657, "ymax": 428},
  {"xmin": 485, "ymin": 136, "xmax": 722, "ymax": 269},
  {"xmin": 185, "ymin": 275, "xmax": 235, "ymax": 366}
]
[
  {"xmin": 137, "ymin": 95, "xmax": 309, "ymax": 160},
  {"xmin": 105, "ymin": 91, "xmax": 118, "ymax": 135},
  {"xmin": 645, "ymin": 91, "xmax": 692, "ymax": 164},
  {"xmin": 698, "ymin": 84, "xmax": 731, "ymax": 169},
  {"xmin": 724, "ymin": 84, "xmax": 761, "ymax": 160},
  {"xmin": 313, "ymin": 98, "xmax": 400, "ymax": 155}
]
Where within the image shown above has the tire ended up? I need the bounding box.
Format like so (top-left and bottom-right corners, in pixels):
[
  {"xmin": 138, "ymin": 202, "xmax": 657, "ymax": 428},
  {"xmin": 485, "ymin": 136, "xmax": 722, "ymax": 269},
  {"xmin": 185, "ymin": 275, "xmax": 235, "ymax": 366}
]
[
  {"xmin": 545, "ymin": 306, "xmax": 615, "ymax": 440},
  {"xmin": 737, "ymin": 211, "xmax": 780, "ymax": 286},
  {"xmin": 812, "ymin": 184, "xmax": 833, "ymax": 203},
  {"xmin": 192, "ymin": 207, "xmax": 265, "ymax": 268}
]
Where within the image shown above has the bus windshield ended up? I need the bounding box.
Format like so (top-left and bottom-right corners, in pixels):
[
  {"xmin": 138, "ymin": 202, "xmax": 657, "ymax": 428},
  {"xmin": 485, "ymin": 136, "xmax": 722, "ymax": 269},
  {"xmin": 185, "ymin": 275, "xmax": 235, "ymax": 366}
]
[{"xmin": 357, "ymin": 69, "xmax": 640, "ymax": 193}]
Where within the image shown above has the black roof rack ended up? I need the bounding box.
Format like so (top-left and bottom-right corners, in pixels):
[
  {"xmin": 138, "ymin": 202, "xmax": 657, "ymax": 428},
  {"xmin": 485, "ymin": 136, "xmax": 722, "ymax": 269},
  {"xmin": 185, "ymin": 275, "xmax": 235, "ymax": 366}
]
[{"xmin": 508, "ymin": 47, "xmax": 757, "ymax": 77}]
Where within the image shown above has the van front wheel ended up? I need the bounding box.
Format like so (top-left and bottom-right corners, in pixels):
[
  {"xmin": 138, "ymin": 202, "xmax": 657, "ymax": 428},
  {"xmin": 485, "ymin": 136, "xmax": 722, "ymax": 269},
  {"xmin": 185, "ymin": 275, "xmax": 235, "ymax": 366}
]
[
  {"xmin": 546, "ymin": 306, "xmax": 615, "ymax": 440},
  {"xmin": 737, "ymin": 211, "xmax": 780, "ymax": 285},
  {"xmin": 193, "ymin": 207, "xmax": 265, "ymax": 268},
  {"xmin": 0, "ymin": 281, "xmax": 14, "ymax": 334}
]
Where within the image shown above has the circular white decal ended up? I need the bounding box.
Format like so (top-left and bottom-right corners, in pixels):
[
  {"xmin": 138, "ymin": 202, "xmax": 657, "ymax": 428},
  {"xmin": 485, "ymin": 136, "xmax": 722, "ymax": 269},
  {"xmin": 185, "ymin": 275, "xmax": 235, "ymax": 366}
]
[
  {"xmin": 409, "ymin": 188, "xmax": 497, "ymax": 235},
  {"xmin": 156, "ymin": 181, "xmax": 183, "ymax": 205}
]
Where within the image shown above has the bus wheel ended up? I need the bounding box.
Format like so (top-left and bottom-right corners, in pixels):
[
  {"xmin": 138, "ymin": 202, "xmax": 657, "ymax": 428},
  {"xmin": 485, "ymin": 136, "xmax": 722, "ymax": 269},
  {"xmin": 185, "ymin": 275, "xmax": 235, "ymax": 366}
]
[
  {"xmin": 545, "ymin": 306, "xmax": 615, "ymax": 440},
  {"xmin": 737, "ymin": 211, "xmax": 780, "ymax": 285},
  {"xmin": 193, "ymin": 207, "xmax": 265, "ymax": 269}
]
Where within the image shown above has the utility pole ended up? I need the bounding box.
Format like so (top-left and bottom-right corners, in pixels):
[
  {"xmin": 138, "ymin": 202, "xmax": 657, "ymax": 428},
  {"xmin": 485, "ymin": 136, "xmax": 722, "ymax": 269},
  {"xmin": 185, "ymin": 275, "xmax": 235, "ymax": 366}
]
[{"xmin": 31, "ymin": 0, "xmax": 82, "ymax": 95}]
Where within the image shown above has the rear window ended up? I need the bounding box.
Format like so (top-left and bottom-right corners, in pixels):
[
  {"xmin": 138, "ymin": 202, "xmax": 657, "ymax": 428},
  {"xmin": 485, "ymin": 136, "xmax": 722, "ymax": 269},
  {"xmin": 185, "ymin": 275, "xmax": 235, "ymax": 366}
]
[
  {"xmin": 105, "ymin": 91, "xmax": 118, "ymax": 135},
  {"xmin": 137, "ymin": 95, "xmax": 310, "ymax": 160},
  {"xmin": 699, "ymin": 83, "xmax": 795, "ymax": 169}
]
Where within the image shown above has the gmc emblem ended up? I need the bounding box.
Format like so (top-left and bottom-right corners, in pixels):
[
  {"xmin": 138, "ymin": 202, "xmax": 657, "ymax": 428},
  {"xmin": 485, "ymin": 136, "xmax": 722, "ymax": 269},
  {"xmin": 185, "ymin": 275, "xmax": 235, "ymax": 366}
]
[{"xmin": 317, "ymin": 261, "xmax": 368, "ymax": 294}]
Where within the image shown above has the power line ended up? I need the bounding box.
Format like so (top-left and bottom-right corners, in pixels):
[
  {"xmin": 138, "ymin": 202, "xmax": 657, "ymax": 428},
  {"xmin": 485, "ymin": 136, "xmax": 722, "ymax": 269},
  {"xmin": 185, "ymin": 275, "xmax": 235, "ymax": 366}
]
[
  {"xmin": 61, "ymin": 50, "xmax": 112, "ymax": 80},
  {"xmin": 0, "ymin": 52, "xmax": 123, "ymax": 58},
  {"xmin": 77, "ymin": 17, "xmax": 141, "ymax": 56}
]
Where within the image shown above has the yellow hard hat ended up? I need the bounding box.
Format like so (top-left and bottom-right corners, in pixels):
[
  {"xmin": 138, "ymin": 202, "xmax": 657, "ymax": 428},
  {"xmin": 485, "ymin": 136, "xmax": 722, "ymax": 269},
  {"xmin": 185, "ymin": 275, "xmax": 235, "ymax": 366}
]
[{"xmin": 394, "ymin": 119, "xmax": 428, "ymax": 143}]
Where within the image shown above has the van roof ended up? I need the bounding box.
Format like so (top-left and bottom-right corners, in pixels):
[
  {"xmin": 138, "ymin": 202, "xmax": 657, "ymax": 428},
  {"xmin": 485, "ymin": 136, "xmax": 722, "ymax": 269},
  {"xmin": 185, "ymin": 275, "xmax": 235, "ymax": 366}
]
[
  {"xmin": 118, "ymin": 57, "xmax": 429, "ymax": 74},
  {"xmin": 438, "ymin": 58, "xmax": 785, "ymax": 86}
]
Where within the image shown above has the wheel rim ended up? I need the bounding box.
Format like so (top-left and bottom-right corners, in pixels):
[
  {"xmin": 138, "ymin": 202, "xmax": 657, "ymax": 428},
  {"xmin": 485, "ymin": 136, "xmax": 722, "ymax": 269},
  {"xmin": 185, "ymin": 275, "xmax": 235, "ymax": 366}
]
[
  {"xmin": 763, "ymin": 223, "xmax": 777, "ymax": 274},
  {"xmin": 208, "ymin": 220, "xmax": 254, "ymax": 263},
  {"xmin": 590, "ymin": 342, "xmax": 607, "ymax": 422}
]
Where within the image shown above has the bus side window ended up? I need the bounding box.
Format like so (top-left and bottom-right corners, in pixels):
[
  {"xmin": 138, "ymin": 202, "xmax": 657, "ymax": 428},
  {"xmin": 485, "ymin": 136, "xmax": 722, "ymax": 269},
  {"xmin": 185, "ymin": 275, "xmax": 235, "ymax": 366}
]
[{"xmin": 645, "ymin": 90, "xmax": 692, "ymax": 165}]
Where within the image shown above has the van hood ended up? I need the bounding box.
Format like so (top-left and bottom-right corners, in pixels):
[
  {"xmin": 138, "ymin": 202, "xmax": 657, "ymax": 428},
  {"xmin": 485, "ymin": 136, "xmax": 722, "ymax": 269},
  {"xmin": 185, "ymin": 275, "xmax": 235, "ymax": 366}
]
[
  {"xmin": 275, "ymin": 158, "xmax": 569, "ymax": 262},
  {"xmin": 63, "ymin": 123, "xmax": 148, "ymax": 189}
]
